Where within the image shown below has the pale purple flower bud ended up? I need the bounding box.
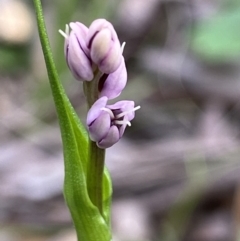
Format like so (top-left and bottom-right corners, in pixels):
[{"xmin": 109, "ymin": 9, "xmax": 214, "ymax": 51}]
[
  {"xmin": 98, "ymin": 57, "xmax": 127, "ymax": 100},
  {"xmin": 59, "ymin": 22, "xmax": 94, "ymax": 81},
  {"xmin": 87, "ymin": 96, "xmax": 140, "ymax": 149},
  {"xmin": 87, "ymin": 19, "xmax": 122, "ymax": 74}
]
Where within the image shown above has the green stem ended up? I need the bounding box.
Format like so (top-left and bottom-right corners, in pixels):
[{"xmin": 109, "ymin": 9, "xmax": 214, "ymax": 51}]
[
  {"xmin": 83, "ymin": 71, "xmax": 101, "ymax": 107},
  {"xmin": 88, "ymin": 141, "xmax": 105, "ymax": 214},
  {"xmin": 84, "ymin": 72, "xmax": 106, "ymax": 216}
]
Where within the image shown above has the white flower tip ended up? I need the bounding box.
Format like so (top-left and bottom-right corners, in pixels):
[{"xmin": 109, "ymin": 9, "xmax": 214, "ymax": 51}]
[
  {"xmin": 121, "ymin": 42, "xmax": 126, "ymax": 53},
  {"xmin": 58, "ymin": 29, "xmax": 68, "ymax": 39},
  {"xmin": 134, "ymin": 105, "xmax": 141, "ymax": 111},
  {"xmin": 58, "ymin": 24, "xmax": 70, "ymax": 39},
  {"xmin": 114, "ymin": 120, "xmax": 131, "ymax": 126},
  {"xmin": 116, "ymin": 105, "xmax": 141, "ymax": 119},
  {"xmin": 101, "ymin": 107, "xmax": 114, "ymax": 119},
  {"xmin": 126, "ymin": 121, "xmax": 131, "ymax": 126},
  {"xmin": 65, "ymin": 24, "xmax": 70, "ymax": 35}
]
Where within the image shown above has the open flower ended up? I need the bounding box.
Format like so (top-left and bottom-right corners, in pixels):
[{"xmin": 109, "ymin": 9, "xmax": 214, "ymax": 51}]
[
  {"xmin": 59, "ymin": 22, "xmax": 94, "ymax": 81},
  {"xmin": 87, "ymin": 96, "xmax": 140, "ymax": 148},
  {"xmin": 87, "ymin": 19, "xmax": 122, "ymax": 74}
]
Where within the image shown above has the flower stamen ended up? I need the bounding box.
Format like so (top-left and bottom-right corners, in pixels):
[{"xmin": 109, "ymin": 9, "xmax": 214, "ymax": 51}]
[
  {"xmin": 116, "ymin": 105, "xmax": 141, "ymax": 119},
  {"xmin": 114, "ymin": 120, "xmax": 131, "ymax": 126},
  {"xmin": 101, "ymin": 107, "xmax": 114, "ymax": 118},
  {"xmin": 121, "ymin": 42, "xmax": 126, "ymax": 53},
  {"xmin": 58, "ymin": 24, "xmax": 70, "ymax": 39}
]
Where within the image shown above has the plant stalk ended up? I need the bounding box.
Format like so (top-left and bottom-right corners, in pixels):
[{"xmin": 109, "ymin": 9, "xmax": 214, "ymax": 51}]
[{"xmin": 84, "ymin": 73, "xmax": 105, "ymax": 216}]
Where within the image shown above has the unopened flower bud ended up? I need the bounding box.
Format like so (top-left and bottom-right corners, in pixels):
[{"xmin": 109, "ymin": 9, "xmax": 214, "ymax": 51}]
[
  {"xmin": 87, "ymin": 19, "xmax": 122, "ymax": 74},
  {"xmin": 98, "ymin": 57, "xmax": 127, "ymax": 100},
  {"xmin": 59, "ymin": 22, "xmax": 94, "ymax": 81},
  {"xmin": 87, "ymin": 96, "xmax": 140, "ymax": 148}
]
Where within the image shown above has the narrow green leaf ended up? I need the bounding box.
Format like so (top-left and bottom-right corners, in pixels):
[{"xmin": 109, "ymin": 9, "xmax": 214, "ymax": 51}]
[
  {"xmin": 62, "ymin": 111, "xmax": 111, "ymax": 241},
  {"xmin": 62, "ymin": 116, "xmax": 111, "ymax": 241}
]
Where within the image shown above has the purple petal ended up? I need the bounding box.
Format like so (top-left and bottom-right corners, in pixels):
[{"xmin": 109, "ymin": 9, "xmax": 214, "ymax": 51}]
[
  {"xmin": 87, "ymin": 19, "xmax": 118, "ymax": 46},
  {"xmin": 107, "ymin": 100, "xmax": 135, "ymax": 119},
  {"xmin": 90, "ymin": 28, "xmax": 112, "ymax": 66},
  {"xmin": 69, "ymin": 22, "xmax": 89, "ymax": 56},
  {"xmin": 86, "ymin": 96, "xmax": 108, "ymax": 125},
  {"xmin": 67, "ymin": 31, "xmax": 93, "ymax": 81},
  {"xmin": 107, "ymin": 100, "xmax": 135, "ymax": 137},
  {"xmin": 99, "ymin": 57, "xmax": 127, "ymax": 99},
  {"xmin": 97, "ymin": 125, "xmax": 120, "ymax": 148},
  {"xmin": 118, "ymin": 115, "xmax": 130, "ymax": 137},
  {"xmin": 88, "ymin": 112, "xmax": 111, "ymax": 142},
  {"xmin": 87, "ymin": 19, "xmax": 122, "ymax": 74},
  {"xmin": 98, "ymin": 40, "xmax": 122, "ymax": 74}
]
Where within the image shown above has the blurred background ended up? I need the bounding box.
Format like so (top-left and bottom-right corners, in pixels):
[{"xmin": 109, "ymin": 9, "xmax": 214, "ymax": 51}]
[{"xmin": 1, "ymin": 0, "xmax": 240, "ymax": 240}]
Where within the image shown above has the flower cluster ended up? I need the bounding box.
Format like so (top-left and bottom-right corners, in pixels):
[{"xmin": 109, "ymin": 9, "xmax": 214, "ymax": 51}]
[{"xmin": 60, "ymin": 19, "xmax": 140, "ymax": 148}]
